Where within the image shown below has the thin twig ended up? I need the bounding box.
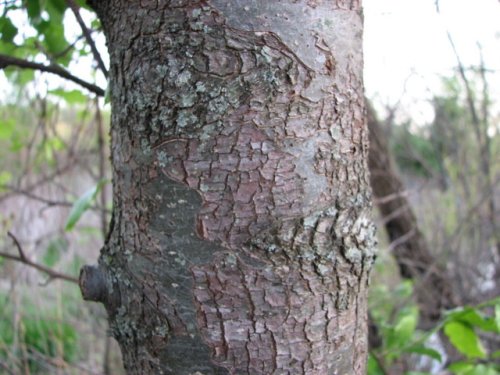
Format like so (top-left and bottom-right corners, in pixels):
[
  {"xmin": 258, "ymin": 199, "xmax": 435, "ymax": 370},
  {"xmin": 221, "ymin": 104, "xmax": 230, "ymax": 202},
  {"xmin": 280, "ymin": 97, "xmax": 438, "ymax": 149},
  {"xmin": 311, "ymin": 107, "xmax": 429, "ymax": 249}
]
[
  {"xmin": 66, "ymin": 0, "xmax": 108, "ymax": 78},
  {"xmin": 1, "ymin": 232, "xmax": 79, "ymax": 284},
  {"xmin": 0, "ymin": 360, "xmax": 16, "ymax": 375},
  {"xmin": 0, "ymin": 54, "xmax": 105, "ymax": 96},
  {"xmin": 387, "ymin": 228, "xmax": 416, "ymax": 253},
  {"xmin": 0, "ymin": 185, "xmax": 111, "ymax": 214}
]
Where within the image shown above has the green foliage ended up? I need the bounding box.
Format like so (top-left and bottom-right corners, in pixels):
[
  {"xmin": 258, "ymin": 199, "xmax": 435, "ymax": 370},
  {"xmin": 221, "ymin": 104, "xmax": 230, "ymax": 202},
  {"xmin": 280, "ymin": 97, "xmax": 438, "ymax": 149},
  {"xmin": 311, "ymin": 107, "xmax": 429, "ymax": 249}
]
[
  {"xmin": 49, "ymin": 88, "xmax": 88, "ymax": 104},
  {"xmin": 0, "ymin": 17, "xmax": 18, "ymax": 43},
  {"xmin": 26, "ymin": 0, "xmax": 42, "ymax": 21},
  {"xmin": 65, "ymin": 179, "xmax": 108, "ymax": 231},
  {"xmin": 444, "ymin": 322, "xmax": 486, "ymax": 359},
  {"xmin": 0, "ymin": 293, "xmax": 79, "ymax": 373},
  {"xmin": 0, "ymin": 117, "xmax": 15, "ymax": 140},
  {"xmin": 369, "ymin": 282, "xmax": 500, "ymax": 374},
  {"xmin": 0, "ymin": 0, "xmax": 102, "ymax": 87},
  {"xmin": 21, "ymin": 315, "xmax": 78, "ymax": 366},
  {"xmin": 391, "ymin": 125, "xmax": 442, "ymax": 177},
  {"xmin": 0, "ymin": 105, "xmax": 35, "ymax": 174},
  {"xmin": 449, "ymin": 362, "xmax": 498, "ymax": 375},
  {"xmin": 42, "ymin": 236, "xmax": 68, "ymax": 267},
  {"xmin": 367, "ymin": 354, "xmax": 385, "ymax": 375},
  {"xmin": 385, "ymin": 306, "xmax": 419, "ymax": 355}
]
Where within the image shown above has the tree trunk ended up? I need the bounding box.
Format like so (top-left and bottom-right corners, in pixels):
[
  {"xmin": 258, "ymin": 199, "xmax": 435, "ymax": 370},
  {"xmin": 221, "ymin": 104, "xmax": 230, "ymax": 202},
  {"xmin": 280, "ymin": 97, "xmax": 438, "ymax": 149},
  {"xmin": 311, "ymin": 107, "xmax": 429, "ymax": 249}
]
[
  {"xmin": 80, "ymin": 1, "xmax": 375, "ymax": 374},
  {"xmin": 367, "ymin": 103, "xmax": 458, "ymax": 328}
]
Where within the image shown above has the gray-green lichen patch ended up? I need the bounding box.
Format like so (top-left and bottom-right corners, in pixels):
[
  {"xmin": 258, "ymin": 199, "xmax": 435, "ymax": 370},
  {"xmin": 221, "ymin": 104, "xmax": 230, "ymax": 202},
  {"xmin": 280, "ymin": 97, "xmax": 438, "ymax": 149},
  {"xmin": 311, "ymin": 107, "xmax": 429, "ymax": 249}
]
[
  {"xmin": 344, "ymin": 246, "xmax": 363, "ymax": 264},
  {"xmin": 177, "ymin": 110, "xmax": 199, "ymax": 129},
  {"xmin": 156, "ymin": 150, "xmax": 170, "ymax": 168},
  {"xmin": 175, "ymin": 70, "xmax": 192, "ymax": 86},
  {"xmin": 141, "ymin": 138, "xmax": 152, "ymax": 155}
]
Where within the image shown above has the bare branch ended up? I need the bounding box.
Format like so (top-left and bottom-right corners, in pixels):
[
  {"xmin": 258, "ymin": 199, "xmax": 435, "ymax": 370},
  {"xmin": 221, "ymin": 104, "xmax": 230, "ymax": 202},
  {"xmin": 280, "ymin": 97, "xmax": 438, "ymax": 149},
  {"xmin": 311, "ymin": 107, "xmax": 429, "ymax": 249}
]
[
  {"xmin": 0, "ymin": 54, "xmax": 105, "ymax": 97},
  {"xmin": 387, "ymin": 228, "xmax": 416, "ymax": 253},
  {"xmin": 1, "ymin": 232, "xmax": 79, "ymax": 284},
  {"xmin": 0, "ymin": 184, "xmax": 111, "ymax": 215},
  {"xmin": 66, "ymin": 0, "xmax": 109, "ymax": 78},
  {"xmin": 434, "ymin": 0, "xmax": 440, "ymax": 12},
  {"xmin": 7, "ymin": 231, "xmax": 26, "ymax": 260}
]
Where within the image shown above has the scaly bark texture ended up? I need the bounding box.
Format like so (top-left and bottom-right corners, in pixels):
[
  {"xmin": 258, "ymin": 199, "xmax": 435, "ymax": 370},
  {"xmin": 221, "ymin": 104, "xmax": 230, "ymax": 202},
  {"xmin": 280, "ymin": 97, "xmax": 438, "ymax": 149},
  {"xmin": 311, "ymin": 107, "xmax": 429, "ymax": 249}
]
[{"xmin": 81, "ymin": 1, "xmax": 376, "ymax": 374}]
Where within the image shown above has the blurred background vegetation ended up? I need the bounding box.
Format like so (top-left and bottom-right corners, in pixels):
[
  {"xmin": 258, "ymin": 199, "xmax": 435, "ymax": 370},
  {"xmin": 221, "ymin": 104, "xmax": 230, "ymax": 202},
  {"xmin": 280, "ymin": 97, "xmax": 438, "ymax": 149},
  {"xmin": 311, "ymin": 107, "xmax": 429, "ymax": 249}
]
[{"xmin": 0, "ymin": 0, "xmax": 499, "ymax": 374}]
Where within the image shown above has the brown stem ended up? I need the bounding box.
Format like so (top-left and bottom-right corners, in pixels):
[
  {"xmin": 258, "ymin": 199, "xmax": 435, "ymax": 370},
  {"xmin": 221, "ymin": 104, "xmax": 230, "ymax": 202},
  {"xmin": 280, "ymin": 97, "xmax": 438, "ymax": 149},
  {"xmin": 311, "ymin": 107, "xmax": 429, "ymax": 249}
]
[
  {"xmin": 1, "ymin": 232, "xmax": 79, "ymax": 284},
  {"xmin": 66, "ymin": 0, "xmax": 109, "ymax": 78},
  {"xmin": 0, "ymin": 185, "xmax": 110, "ymax": 214},
  {"xmin": 0, "ymin": 54, "xmax": 105, "ymax": 96}
]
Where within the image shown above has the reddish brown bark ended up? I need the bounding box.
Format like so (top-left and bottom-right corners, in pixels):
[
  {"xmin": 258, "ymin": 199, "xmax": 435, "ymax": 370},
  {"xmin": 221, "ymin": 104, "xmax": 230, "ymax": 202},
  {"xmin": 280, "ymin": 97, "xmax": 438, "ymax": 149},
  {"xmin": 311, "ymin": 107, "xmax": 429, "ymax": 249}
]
[{"xmin": 80, "ymin": 1, "xmax": 375, "ymax": 373}]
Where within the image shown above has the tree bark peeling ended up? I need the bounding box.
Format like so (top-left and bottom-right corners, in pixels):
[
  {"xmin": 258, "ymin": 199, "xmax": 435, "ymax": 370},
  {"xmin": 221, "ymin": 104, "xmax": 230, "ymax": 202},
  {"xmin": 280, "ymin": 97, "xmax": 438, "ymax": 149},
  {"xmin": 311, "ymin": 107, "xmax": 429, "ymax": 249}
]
[{"xmin": 85, "ymin": 1, "xmax": 375, "ymax": 374}]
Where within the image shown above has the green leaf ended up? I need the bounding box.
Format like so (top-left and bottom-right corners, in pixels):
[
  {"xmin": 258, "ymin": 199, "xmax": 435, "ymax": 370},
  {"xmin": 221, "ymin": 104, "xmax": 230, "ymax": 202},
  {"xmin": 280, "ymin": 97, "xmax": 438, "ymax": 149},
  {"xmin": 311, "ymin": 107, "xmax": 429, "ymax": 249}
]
[
  {"xmin": 0, "ymin": 171, "xmax": 12, "ymax": 192},
  {"xmin": 395, "ymin": 311, "xmax": 418, "ymax": 342},
  {"xmin": 33, "ymin": 19, "xmax": 49, "ymax": 34},
  {"xmin": 26, "ymin": 0, "xmax": 42, "ymax": 22},
  {"xmin": 42, "ymin": 238, "xmax": 68, "ymax": 268},
  {"xmin": 43, "ymin": 21, "xmax": 68, "ymax": 55},
  {"xmin": 449, "ymin": 362, "xmax": 474, "ymax": 375},
  {"xmin": 0, "ymin": 17, "xmax": 18, "ymax": 43},
  {"xmin": 65, "ymin": 180, "xmax": 107, "ymax": 231},
  {"xmin": 5, "ymin": 69, "xmax": 36, "ymax": 86},
  {"xmin": 495, "ymin": 304, "xmax": 500, "ymax": 331},
  {"xmin": 75, "ymin": 0, "xmax": 92, "ymax": 10},
  {"xmin": 405, "ymin": 345, "xmax": 442, "ymax": 362},
  {"xmin": 47, "ymin": 0, "xmax": 67, "ymax": 17},
  {"xmin": 446, "ymin": 306, "xmax": 499, "ymax": 333},
  {"xmin": 104, "ymin": 86, "xmax": 111, "ymax": 104},
  {"xmin": 0, "ymin": 39, "xmax": 16, "ymax": 55},
  {"xmin": 49, "ymin": 89, "xmax": 88, "ymax": 105},
  {"xmin": 367, "ymin": 354, "xmax": 385, "ymax": 375},
  {"xmin": 444, "ymin": 321, "xmax": 486, "ymax": 359},
  {"xmin": 0, "ymin": 118, "xmax": 15, "ymax": 140},
  {"xmin": 395, "ymin": 280, "xmax": 414, "ymax": 299},
  {"xmin": 449, "ymin": 363, "xmax": 499, "ymax": 375}
]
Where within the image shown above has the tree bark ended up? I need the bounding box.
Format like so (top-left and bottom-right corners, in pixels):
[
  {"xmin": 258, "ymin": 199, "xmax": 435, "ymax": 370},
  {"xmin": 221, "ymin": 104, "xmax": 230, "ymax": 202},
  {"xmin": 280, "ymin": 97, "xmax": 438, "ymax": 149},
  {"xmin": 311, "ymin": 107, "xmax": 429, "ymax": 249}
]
[{"xmin": 81, "ymin": 1, "xmax": 375, "ymax": 374}]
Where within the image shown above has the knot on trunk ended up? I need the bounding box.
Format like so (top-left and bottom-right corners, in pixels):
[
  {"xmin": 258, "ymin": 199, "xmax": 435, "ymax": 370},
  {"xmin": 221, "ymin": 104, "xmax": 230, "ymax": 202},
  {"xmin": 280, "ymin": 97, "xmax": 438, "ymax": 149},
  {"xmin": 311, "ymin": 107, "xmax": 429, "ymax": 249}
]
[{"xmin": 79, "ymin": 264, "xmax": 108, "ymax": 303}]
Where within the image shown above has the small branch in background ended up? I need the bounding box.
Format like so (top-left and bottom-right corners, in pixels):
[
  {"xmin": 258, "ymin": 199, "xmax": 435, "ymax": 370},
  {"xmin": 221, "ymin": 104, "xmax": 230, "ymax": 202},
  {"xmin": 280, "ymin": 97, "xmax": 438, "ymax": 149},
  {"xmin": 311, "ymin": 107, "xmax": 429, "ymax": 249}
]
[
  {"xmin": 0, "ymin": 185, "xmax": 111, "ymax": 215},
  {"xmin": 1, "ymin": 232, "xmax": 79, "ymax": 284},
  {"xmin": 0, "ymin": 54, "xmax": 105, "ymax": 96},
  {"xmin": 434, "ymin": 0, "xmax": 440, "ymax": 12},
  {"xmin": 66, "ymin": 0, "xmax": 109, "ymax": 78},
  {"xmin": 387, "ymin": 229, "xmax": 416, "ymax": 253},
  {"xmin": 0, "ymin": 360, "xmax": 16, "ymax": 375}
]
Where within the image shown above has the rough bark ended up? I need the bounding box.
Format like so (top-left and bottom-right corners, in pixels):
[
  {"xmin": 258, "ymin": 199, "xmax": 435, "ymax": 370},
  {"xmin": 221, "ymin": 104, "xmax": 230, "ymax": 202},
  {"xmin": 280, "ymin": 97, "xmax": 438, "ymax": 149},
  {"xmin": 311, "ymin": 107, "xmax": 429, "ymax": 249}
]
[
  {"xmin": 80, "ymin": 1, "xmax": 375, "ymax": 374},
  {"xmin": 367, "ymin": 103, "xmax": 458, "ymax": 328}
]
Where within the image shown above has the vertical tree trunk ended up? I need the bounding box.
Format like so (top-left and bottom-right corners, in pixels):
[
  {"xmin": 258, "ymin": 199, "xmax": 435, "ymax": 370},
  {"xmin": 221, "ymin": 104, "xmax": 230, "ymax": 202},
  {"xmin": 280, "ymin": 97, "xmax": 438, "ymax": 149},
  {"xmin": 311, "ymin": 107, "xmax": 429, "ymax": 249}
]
[
  {"xmin": 367, "ymin": 103, "xmax": 458, "ymax": 328},
  {"xmin": 81, "ymin": 1, "xmax": 375, "ymax": 374}
]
